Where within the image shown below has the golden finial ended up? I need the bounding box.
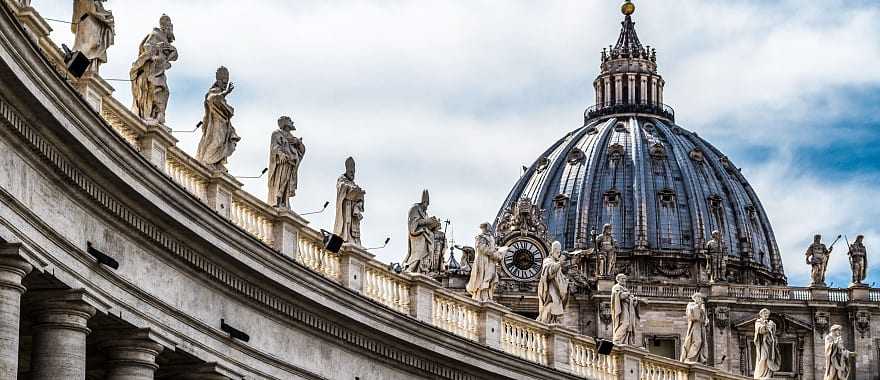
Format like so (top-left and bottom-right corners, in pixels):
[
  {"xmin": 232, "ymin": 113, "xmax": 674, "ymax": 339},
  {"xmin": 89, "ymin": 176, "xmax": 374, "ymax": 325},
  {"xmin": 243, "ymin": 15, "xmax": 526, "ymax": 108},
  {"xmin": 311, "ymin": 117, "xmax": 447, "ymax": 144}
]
[{"xmin": 621, "ymin": 0, "xmax": 635, "ymax": 16}]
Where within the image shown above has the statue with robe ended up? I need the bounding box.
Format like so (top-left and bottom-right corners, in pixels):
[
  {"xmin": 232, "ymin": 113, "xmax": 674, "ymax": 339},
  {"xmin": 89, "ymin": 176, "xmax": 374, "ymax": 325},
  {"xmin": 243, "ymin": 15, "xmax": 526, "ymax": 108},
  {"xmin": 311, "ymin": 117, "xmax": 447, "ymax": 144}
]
[
  {"xmin": 823, "ymin": 324, "xmax": 856, "ymax": 380},
  {"xmin": 805, "ymin": 234, "xmax": 832, "ymax": 287},
  {"xmin": 333, "ymin": 157, "xmax": 364, "ymax": 245},
  {"xmin": 72, "ymin": 0, "xmax": 114, "ymax": 73},
  {"xmin": 596, "ymin": 223, "xmax": 617, "ymax": 276},
  {"xmin": 465, "ymin": 223, "xmax": 508, "ymax": 302},
  {"xmin": 130, "ymin": 14, "xmax": 177, "ymax": 125},
  {"xmin": 196, "ymin": 66, "xmax": 240, "ymax": 171},
  {"xmin": 537, "ymin": 241, "xmax": 570, "ymax": 324},
  {"xmin": 753, "ymin": 308, "xmax": 781, "ymax": 380},
  {"xmin": 848, "ymin": 235, "xmax": 868, "ymax": 287},
  {"xmin": 680, "ymin": 292, "xmax": 708, "ymax": 364},
  {"xmin": 611, "ymin": 273, "xmax": 640, "ymax": 345},
  {"xmin": 266, "ymin": 116, "xmax": 305, "ymax": 208},
  {"xmin": 404, "ymin": 190, "xmax": 440, "ymax": 273},
  {"xmin": 706, "ymin": 230, "xmax": 726, "ymax": 282}
]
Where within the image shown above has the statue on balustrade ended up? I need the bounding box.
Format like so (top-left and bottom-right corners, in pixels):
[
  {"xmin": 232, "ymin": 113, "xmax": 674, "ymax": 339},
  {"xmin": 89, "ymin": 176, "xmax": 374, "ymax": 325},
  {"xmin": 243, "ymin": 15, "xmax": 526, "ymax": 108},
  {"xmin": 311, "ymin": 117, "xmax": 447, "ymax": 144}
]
[
  {"xmin": 466, "ymin": 223, "xmax": 508, "ymax": 302},
  {"xmin": 537, "ymin": 241, "xmax": 570, "ymax": 324},
  {"xmin": 404, "ymin": 190, "xmax": 441, "ymax": 273},
  {"xmin": 680, "ymin": 292, "xmax": 708, "ymax": 364},
  {"xmin": 753, "ymin": 308, "xmax": 781, "ymax": 380},
  {"xmin": 594, "ymin": 223, "xmax": 616, "ymax": 277},
  {"xmin": 130, "ymin": 14, "xmax": 177, "ymax": 125},
  {"xmin": 805, "ymin": 234, "xmax": 835, "ymax": 287},
  {"xmin": 611, "ymin": 273, "xmax": 641, "ymax": 345},
  {"xmin": 72, "ymin": 0, "xmax": 114, "ymax": 73},
  {"xmin": 706, "ymin": 230, "xmax": 727, "ymax": 282},
  {"xmin": 848, "ymin": 235, "xmax": 867, "ymax": 287},
  {"xmin": 333, "ymin": 157, "xmax": 364, "ymax": 245},
  {"xmin": 196, "ymin": 67, "xmax": 240, "ymax": 171},
  {"xmin": 266, "ymin": 116, "xmax": 305, "ymax": 208},
  {"xmin": 823, "ymin": 324, "xmax": 856, "ymax": 380}
]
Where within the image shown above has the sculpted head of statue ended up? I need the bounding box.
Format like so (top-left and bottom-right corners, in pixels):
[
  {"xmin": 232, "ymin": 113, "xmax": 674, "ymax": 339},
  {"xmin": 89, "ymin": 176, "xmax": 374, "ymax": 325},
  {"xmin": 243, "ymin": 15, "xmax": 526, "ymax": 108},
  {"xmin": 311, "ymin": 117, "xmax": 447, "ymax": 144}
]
[
  {"xmin": 615, "ymin": 273, "xmax": 627, "ymax": 286},
  {"xmin": 691, "ymin": 292, "xmax": 703, "ymax": 304},
  {"xmin": 420, "ymin": 189, "xmax": 430, "ymax": 208},
  {"xmin": 159, "ymin": 14, "xmax": 174, "ymax": 41},
  {"xmin": 711, "ymin": 230, "xmax": 721, "ymax": 240},
  {"xmin": 278, "ymin": 116, "xmax": 295, "ymax": 131},
  {"xmin": 603, "ymin": 223, "xmax": 613, "ymax": 235},
  {"xmin": 829, "ymin": 324, "xmax": 842, "ymax": 338},
  {"xmin": 479, "ymin": 222, "xmax": 491, "ymax": 234},
  {"xmin": 344, "ymin": 156, "xmax": 355, "ymax": 179},
  {"xmin": 814, "ymin": 234, "xmax": 822, "ymax": 243},
  {"xmin": 758, "ymin": 308, "xmax": 771, "ymax": 320},
  {"xmin": 855, "ymin": 235, "xmax": 864, "ymax": 244},
  {"xmin": 550, "ymin": 241, "xmax": 562, "ymax": 259}
]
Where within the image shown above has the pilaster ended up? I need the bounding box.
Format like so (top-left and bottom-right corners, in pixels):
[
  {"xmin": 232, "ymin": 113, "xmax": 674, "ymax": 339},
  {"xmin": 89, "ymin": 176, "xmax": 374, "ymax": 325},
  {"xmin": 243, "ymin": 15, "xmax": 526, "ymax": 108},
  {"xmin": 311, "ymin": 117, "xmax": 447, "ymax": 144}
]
[
  {"xmin": 27, "ymin": 289, "xmax": 97, "ymax": 380},
  {"xmin": 271, "ymin": 208, "xmax": 307, "ymax": 258},
  {"xmin": 139, "ymin": 125, "xmax": 176, "ymax": 169},
  {"xmin": 0, "ymin": 245, "xmax": 32, "ymax": 379},
  {"xmin": 479, "ymin": 301, "xmax": 508, "ymax": 350},
  {"xmin": 72, "ymin": 73, "xmax": 114, "ymax": 113},
  {"xmin": 204, "ymin": 172, "xmax": 241, "ymax": 219},
  {"xmin": 339, "ymin": 243, "xmax": 373, "ymax": 293},
  {"xmin": 407, "ymin": 273, "xmax": 439, "ymax": 323},
  {"xmin": 546, "ymin": 326, "xmax": 575, "ymax": 373}
]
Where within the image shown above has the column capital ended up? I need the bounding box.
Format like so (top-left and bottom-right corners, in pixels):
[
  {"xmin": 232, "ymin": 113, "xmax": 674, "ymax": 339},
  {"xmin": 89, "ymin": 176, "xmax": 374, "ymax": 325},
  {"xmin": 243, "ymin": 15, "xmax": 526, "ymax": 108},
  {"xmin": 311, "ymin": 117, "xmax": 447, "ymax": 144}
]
[
  {"xmin": 0, "ymin": 244, "xmax": 33, "ymax": 293},
  {"xmin": 27, "ymin": 289, "xmax": 97, "ymax": 334},
  {"xmin": 158, "ymin": 362, "xmax": 242, "ymax": 380}
]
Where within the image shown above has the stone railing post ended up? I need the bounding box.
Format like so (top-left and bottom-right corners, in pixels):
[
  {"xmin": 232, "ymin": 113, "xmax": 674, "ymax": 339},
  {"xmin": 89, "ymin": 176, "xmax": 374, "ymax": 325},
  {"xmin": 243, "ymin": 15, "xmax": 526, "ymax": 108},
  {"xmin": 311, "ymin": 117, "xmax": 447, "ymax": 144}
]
[
  {"xmin": 138, "ymin": 125, "xmax": 176, "ymax": 169},
  {"xmin": 479, "ymin": 302, "xmax": 508, "ymax": 350},
  {"xmin": 407, "ymin": 273, "xmax": 438, "ymax": 324},
  {"xmin": 72, "ymin": 73, "xmax": 114, "ymax": 112},
  {"xmin": 546, "ymin": 326, "xmax": 574, "ymax": 373},
  {"xmin": 205, "ymin": 172, "xmax": 241, "ymax": 219},
  {"xmin": 0, "ymin": 244, "xmax": 32, "ymax": 379},
  {"xmin": 339, "ymin": 244, "xmax": 374, "ymax": 293},
  {"xmin": 617, "ymin": 346, "xmax": 644, "ymax": 380},
  {"xmin": 709, "ymin": 283, "xmax": 729, "ymax": 297},
  {"xmin": 810, "ymin": 286, "xmax": 829, "ymax": 301},
  {"xmin": 271, "ymin": 208, "xmax": 307, "ymax": 258},
  {"xmin": 688, "ymin": 363, "xmax": 715, "ymax": 380}
]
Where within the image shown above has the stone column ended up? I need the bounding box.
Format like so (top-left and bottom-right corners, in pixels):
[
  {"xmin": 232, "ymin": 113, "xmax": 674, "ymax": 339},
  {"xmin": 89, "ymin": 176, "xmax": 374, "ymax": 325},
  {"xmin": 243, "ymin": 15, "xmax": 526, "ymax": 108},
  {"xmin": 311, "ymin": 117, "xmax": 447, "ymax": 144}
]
[
  {"xmin": 627, "ymin": 74, "xmax": 636, "ymax": 104},
  {"xmin": 650, "ymin": 77, "xmax": 658, "ymax": 106},
  {"xmin": 0, "ymin": 248, "xmax": 32, "ymax": 379},
  {"xmin": 614, "ymin": 75, "xmax": 623, "ymax": 105},
  {"xmin": 640, "ymin": 77, "xmax": 648, "ymax": 104},
  {"xmin": 28, "ymin": 290, "xmax": 96, "ymax": 380},
  {"xmin": 603, "ymin": 78, "xmax": 612, "ymax": 107},
  {"xmin": 99, "ymin": 329, "xmax": 168, "ymax": 380},
  {"xmin": 594, "ymin": 80, "xmax": 600, "ymax": 106}
]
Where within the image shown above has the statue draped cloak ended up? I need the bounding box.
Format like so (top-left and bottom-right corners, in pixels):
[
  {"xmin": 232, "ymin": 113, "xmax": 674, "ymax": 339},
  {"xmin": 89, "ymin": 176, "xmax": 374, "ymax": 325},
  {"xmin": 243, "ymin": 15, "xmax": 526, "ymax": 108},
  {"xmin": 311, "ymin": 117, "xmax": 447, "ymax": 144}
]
[
  {"xmin": 196, "ymin": 86, "xmax": 239, "ymax": 167},
  {"xmin": 537, "ymin": 255, "xmax": 569, "ymax": 323},
  {"xmin": 333, "ymin": 175, "xmax": 363, "ymax": 245},
  {"xmin": 680, "ymin": 302, "xmax": 708, "ymax": 363},
  {"xmin": 266, "ymin": 129, "xmax": 304, "ymax": 204},
  {"xmin": 130, "ymin": 28, "xmax": 177, "ymax": 123},
  {"xmin": 466, "ymin": 233, "xmax": 501, "ymax": 301},
  {"xmin": 72, "ymin": 0, "xmax": 114, "ymax": 63},
  {"xmin": 823, "ymin": 334, "xmax": 852, "ymax": 380},
  {"xmin": 753, "ymin": 319, "xmax": 781, "ymax": 379},
  {"xmin": 611, "ymin": 283, "xmax": 638, "ymax": 345},
  {"xmin": 404, "ymin": 203, "xmax": 433, "ymax": 272}
]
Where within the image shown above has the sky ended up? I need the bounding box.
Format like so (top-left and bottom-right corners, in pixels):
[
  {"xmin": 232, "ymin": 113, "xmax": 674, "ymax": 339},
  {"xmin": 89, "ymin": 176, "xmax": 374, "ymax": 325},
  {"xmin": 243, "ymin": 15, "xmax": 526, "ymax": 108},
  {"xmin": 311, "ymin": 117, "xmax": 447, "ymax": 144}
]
[{"xmin": 35, "ymin": 0, "xmax": 880, "ymax": 288}]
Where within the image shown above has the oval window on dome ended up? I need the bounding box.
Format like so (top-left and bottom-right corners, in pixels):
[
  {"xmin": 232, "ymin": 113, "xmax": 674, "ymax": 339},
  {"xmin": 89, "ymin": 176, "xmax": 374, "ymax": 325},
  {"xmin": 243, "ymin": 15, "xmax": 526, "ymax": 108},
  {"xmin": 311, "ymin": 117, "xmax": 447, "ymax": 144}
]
[
  {"xmin": 604, "ymin": 188, "xmax": 621, "ymax": 207},
  {"xmin": 643, "ymin": 123, "xmax": 655, "ymax": 132},
  {"xmin": 567, "ymin": 148, "xmax": 586, "ymax": 165},
  {"xmin": 608, "ymin": 144, "xmax": 625, "ymax": 160},
  {"xmin": 614, "ymin": 122, "xmax": 628, "ymax": 133}
]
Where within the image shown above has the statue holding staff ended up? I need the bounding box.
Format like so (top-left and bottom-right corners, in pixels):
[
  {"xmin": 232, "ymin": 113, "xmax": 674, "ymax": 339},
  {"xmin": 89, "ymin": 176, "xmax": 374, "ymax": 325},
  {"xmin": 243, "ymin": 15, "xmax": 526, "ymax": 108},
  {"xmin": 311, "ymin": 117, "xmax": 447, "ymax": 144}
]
[
  {"xmin": 333, "ymin": 157, "xmax": 364, "ymax": 245},
  {"xmin": 404, "ymin": 190, "xmax": 440, "ymax": 273},
  {"xmin": 847, "ymin": 235, "xmax": 868, "ymax": 287},
  {"xmin": 266, "ymin": 116, "xmax": 305, "ymax": 208},
  {"xmin": 805, "ymin": 234, "xmax": 839, "ymax": 287}
]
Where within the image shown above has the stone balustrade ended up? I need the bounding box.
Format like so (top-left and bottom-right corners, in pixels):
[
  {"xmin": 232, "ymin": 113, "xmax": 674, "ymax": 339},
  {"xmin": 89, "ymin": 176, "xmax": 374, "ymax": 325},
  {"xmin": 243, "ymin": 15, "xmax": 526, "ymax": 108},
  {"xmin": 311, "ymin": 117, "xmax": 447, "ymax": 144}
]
[
  {"xmin": 164, "ymin": 150, "xmax": 208, "ymax": 201},
  {"xmin": 728, "ymin": 285, "xmax": 811, "ymax": 301},
  {"xmin": 828, "ymin": 288, "xmax": 849, "ymax": 303},
  {"xmin": 631, "ymin": 283, "xmax": 700, "ymax": 298},
  {"xmin": 870, "ymin": 289, "xmax": 880, "ymax": 302},
  {"xmin": 229, "ymin": 198, "xmax": 273, "ymax": 244},
  {"xmin": 295, "ymin": 233, "xmax": 340, "ymax": 281},
  {"xmin": 100, "ymin": 104, "xmax": 140, "ymax": 149},
  {"xmin": 363, "ymin": 265, "xmax": 410, "ymax": 314},
  {"xmin": 500, "ymin": 315, "xmax": 549, "ymax": 365},
  {"xmin": 432, "ymin": 293, "xmax": 479, "ymax": 341},
  {"xmin": 640, "ymin": 357, "xmax": 687, "ymax": 380},
  {"xmin": 569, "ymin": 337, "xmax": 618, "ymax": 379}
]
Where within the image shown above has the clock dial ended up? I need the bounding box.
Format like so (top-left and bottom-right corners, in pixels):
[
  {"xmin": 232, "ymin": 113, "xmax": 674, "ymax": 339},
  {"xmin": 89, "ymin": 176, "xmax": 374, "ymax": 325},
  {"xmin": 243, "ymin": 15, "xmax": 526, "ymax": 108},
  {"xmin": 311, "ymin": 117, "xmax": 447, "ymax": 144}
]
[{"xmin": 502, "ymin": 239, "xmax": 546, "ymax": 281}]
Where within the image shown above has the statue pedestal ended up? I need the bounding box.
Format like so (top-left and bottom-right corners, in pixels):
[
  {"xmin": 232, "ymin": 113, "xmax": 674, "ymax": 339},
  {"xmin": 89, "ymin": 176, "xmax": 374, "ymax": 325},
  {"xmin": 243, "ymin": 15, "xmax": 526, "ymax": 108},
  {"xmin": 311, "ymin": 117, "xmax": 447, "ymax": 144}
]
[
  {"xmin": 709, "ymin": 283, "xmax": 729, "ymax": 298},
  {"xmin": 810, "ymin": 287, "xmax": 829, "ymax": 302},
  {"xmin": 596, "ymin": 278, "xmax": 615, "ymax": 292},
  {"xmin": 406, "ymin": 273, "xmax": 440, "ymax": 324},
  {"xmin": 849, "ymin": 286, "xmax": 869, "ymax": 301}
]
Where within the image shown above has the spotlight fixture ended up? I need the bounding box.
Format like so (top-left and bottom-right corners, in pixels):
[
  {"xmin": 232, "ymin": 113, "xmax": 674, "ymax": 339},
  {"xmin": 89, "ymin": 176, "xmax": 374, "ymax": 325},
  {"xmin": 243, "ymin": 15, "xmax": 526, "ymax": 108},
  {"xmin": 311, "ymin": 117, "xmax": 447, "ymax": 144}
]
[
  {"xmin": 596, "ymin": 338, "xmax": 614, "ymax": 355},
  {"xmin": 320, "ymin": 229, "xmax": 343, "ymax": 254},
  {"xmin": 220, "ymin": 319, "xmax": 250, "ymax": 342},
  {"xmin": 61, "ymin": 44, "xmax": 90, "ymax": 78},
  {"xmin": 300, "ymin": 201, "xmax": 330, "ymax": 216},
  {"xmin": 86, "ymin": 241, "xmax": 119, "ymax": 270},
  {"xmin": 234, "ymin": 168, "xmax": 268, "ymax": 179}
]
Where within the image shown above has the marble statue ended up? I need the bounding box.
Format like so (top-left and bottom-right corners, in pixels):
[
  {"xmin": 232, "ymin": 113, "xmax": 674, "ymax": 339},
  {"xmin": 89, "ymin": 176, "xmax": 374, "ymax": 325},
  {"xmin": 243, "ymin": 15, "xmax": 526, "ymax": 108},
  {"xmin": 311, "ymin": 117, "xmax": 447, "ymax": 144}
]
[
  {"xmin": 72, "ymin": 0, "xmax": 114, "ymax": 72},
  {"xmin": 537, "ymin": 241, "xmax": 570, "ymax": 324},
  {"xmin": 824, "ymin": 324, "xmax": 856, "ymax": 380},
  {"xmin": 465, "ymin": 223, "xmax": 508, "ymax": 302},
  {"xmin": 130, "ymin": 14, "xmax": 177, "ymax": 125},
  {"xmin": 680, "ymin": 292, "xmax": 708, "ymax": 364},
  {"xmin": 753, "ymin": 308, "xmax": 781, "ymax": 380},
  {"xmin": 848, "ymin": 235, "xmax": 867, "ymax": 287},
  {"xmin": 611, "ymin": 273, "xmax": 640, "ymax": 345},
  {"xmin": 266, "ymin": 116, "xmax": 305, "ymax": 208},
  {"xmin": 404, "ymin": 190, "xmax": 440, "ymax": 273},
  {"xmin": 196, "ymin": 67, "xmax": 240, "ymax": 171},
  {"xmin": 706, "ymin": 230, "xmax": 726, "ymax": 282},
  {"xmin": 805, "ymin": 234, "xmax": 832, "ymax": 287},
  {"xmin": 333, "ymin": 157, "xmax": 364, "ymax": 245},
  {"xmin": 596, "ymin": 223, "xmax": 617, "ymax": 276}
]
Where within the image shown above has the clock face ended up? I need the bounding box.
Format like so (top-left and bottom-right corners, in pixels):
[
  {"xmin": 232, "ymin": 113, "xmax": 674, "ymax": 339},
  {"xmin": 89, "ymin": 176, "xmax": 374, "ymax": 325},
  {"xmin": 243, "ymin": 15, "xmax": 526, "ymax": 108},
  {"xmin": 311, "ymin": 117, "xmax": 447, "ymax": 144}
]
[{"xmin": 502, "ymin": 239, "xmax": 546, "ymax": 281}]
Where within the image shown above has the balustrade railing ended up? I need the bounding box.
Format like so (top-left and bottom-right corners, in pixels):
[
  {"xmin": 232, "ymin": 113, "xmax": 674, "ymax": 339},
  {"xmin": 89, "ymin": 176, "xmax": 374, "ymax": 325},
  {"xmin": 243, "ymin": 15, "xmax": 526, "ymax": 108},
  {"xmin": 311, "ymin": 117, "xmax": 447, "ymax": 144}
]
[
  {"xmin": 728, "ymin": 285, "xmax": 811, "ymax": 301},
  {"xmin": 295, "ymin": 234, "xmax": 340, "ymax": 281},
  {"xmin": 640, "ymin": 358, "xmax": 687, "ymax": 380},
  {"xmin": 569, "ymin": 339, "xmax": 618, "ymax": 379},
  {"xmin": 100, "ymin": 104, "xmax": 141, "ymax": 148},
  {"xmin": 870, "ymin": 289, "xmax": 880, "ymax": 302},
  {"xmin": 828, "ymin": 289, "xmax": 849, "ymax": 303},
  {"xmin": 364, "ymin": 266, "xmax": 410, "ymax": 314},
  {"xmin": 631, "ymin": 284, "xmax": 700, "ymax": 298},
  {"xmin": 164, "ymin": 152, "xmax": 208, "ymax": 201},
  {"xmin": 229, "ymin": 199, "xmax": 273, "ymax": 244},
  {"xmin": 501, "ymin": 317, "xmax": 548, "ymax": 365},
  {"xmin": 432, "ymin": 294, "xmax": 479, "ymax": 341}
]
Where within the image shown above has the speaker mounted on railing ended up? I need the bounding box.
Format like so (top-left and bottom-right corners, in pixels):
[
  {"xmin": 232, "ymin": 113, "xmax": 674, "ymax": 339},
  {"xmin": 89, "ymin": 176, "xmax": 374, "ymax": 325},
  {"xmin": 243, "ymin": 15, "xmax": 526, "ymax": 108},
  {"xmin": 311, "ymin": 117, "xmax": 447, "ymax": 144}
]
[{"xmin": 320, "ymin": 229, "xmax": 344, "ymax": 254}]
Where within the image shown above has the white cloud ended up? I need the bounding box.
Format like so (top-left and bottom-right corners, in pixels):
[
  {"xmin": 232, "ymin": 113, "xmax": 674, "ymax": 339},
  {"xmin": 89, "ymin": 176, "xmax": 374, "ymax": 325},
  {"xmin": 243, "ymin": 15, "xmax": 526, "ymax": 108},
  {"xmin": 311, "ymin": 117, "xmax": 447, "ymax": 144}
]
[{"xmin": 33, "ymin": 0, "xmax": 880, "ymax": 286}]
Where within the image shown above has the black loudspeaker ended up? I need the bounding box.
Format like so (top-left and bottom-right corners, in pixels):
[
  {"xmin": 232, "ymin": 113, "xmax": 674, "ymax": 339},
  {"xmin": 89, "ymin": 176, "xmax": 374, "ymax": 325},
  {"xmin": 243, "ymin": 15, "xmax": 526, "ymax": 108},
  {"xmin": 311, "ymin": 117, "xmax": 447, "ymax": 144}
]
[
  {"xmin": 321, "ymin": 230, "xmax": 344, "ymax": 253},
  {"xmin": 86, "ymin": 241, "xmax": 119, "ymax": 270},
  {"xmin": 596, "ymin": 339, "xmax": 614, "ymax": 355},
  {"xmin": 65, "ymin": 51, "xmax": 91, "ymax": 78},
  {"xmin": 220, "ymin": 319, "xmax": 250, "ymax": 342}
]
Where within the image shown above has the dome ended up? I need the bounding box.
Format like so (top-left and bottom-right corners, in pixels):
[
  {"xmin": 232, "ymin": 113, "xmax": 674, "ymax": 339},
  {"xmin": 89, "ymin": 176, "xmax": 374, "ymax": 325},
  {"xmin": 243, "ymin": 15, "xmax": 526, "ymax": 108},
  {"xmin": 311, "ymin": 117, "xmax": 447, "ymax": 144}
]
[{"xmin": 493, "ymin": 2, "xmax": 786, "ymax": 286}]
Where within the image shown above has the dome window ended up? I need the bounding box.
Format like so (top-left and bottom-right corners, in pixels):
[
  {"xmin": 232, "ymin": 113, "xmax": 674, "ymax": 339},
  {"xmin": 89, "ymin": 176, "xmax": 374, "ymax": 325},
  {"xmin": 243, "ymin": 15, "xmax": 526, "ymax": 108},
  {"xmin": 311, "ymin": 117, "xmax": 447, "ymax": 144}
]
[
  {"xmin": 535, "ymin": 157, "xmax": 551, "ymax": 173},
  {"xmin": 643, "ymin": 123, "xmax": 655, "ymax": 132},
  {"xmin": 604, "ymin": 188, "xmax": 621, "ymax": 207},
  {"xmin": 745, "ymin": 205, "xmax": 759, "ymax": 223},
  {"xmin": 586, "ymin": 126, "xmax": 599, "ymax": 135},
  {"xmin": 553, "ymin": 194, "xmax": 569, "ymax": 209},
  {"xmin": 566, "ymin": 148, "xmax": 586, "ymax": 164},
  {"xmin": 719, "ymin": 156, "xmax": 737, "ymax": 174},
  {"xmin": 707, "ymin": 195, "xmax": 723, "ymax": 211},
  {"xmin": 608, "ymin": 143, "xmax": 626, "ymax": 161},
  {"xmin": 658, "ymin": 189, "xmax": 676, "ymax": 207},
  {"xmin": 649, "ymin": 143, "xmax": 666, "ymax": 160},
  {"xmin": 614, "ymin": 122, "xmax": 628, "ymax": 133},
  {"xmin": 689, "ymin": 148, "xmax": 704, "ymax": 163}
]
